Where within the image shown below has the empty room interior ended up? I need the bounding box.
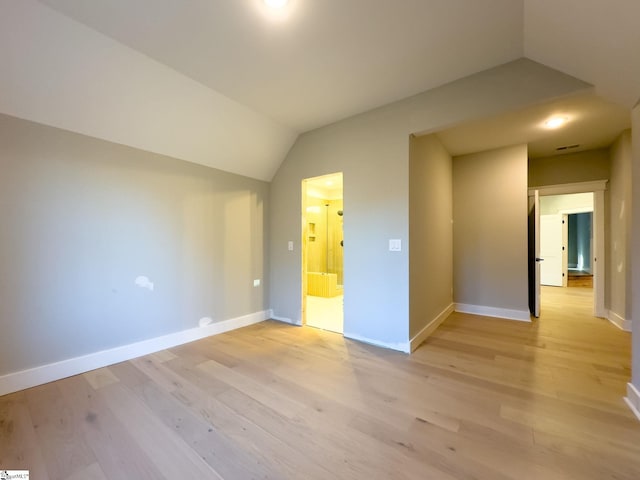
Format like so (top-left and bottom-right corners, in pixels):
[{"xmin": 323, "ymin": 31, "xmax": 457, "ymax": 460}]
[{"xmin": 2, "ymin": 1, "xmax": 640, "ymax": 478}]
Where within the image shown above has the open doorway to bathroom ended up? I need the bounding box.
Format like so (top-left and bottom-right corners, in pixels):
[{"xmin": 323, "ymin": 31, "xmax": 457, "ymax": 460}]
[{"xmin": 301, "ymin": 172, "xmax": 344, "ymax": 334}]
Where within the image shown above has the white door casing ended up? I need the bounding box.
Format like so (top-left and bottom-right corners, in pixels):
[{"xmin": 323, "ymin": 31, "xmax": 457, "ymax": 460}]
[{"xmin": 529, "ymin": 180, "xmax": 607, "ymax": 318}]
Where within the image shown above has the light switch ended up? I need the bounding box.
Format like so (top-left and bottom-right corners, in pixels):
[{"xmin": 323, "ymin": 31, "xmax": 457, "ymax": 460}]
[
  {"xmin": 389, "ymin": 239, "xmax": 402, "ymax": 252},
  {"xmin": 288, "ymin": 241, "xmax": 294, "ymax": 251},
  {"xmin": 253, "ymin": 279, "xmax": 261, "ymax": 287}
]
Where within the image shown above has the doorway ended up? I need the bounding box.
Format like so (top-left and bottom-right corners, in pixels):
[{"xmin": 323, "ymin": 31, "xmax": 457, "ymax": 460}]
[
  {"xmin": 301, "ymin": 173, "xmax": 344, "ymax": 333},
  {"xmin": 539, "ymin": 192, "xmax": 594, "ymax": 288},
  {"xmin": 529, "ymin": 181, "xmax": 606, "ymax": 318}
]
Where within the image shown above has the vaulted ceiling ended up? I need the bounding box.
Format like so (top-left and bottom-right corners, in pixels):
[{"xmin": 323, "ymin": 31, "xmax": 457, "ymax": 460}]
[{"xmin": 2, "ymin": 1, "xmax": 639, "ymax": 180}]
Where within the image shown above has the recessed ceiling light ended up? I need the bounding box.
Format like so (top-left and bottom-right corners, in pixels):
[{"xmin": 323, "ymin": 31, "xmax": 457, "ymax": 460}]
[
  {"xmin": 544, "ymin": 116, "xmax": 569, "ymax": 129},
  {"xmin": 264, "ymin": 0, "xmax": 288, "ymax": 8}
]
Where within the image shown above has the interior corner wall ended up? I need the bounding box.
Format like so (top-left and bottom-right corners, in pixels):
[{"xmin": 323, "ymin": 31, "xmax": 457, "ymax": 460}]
[
  {"xmin": 528, "ymin": 149, "xmax": 610, "ymax": 187},
  {"xmin": 269, "ymin": 59, "xmax": 594, "ymax": 351},
  {"xmin": 0, "ymin": 113, "xmax": 269, "ymax": 378},
  {"xmin": 409, "ymin": 134, "xmax": 453, "ymax": 339},
  {"xmin": 631, "ymin": 103, "xmax": 640, "ymax": 388},
  {"xmin": 452, "ymin": 144, "xmax": 529, "ymax": 316},
  {"xmin": 609, "ymin": 130, "xmax": 632, "ymax": 323}
]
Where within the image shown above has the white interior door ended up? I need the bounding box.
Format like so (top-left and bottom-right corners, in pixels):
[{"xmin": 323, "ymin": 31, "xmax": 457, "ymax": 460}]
[{"xmin": 540, "ymin": 214, "xmax": 564, "ymax": 286}]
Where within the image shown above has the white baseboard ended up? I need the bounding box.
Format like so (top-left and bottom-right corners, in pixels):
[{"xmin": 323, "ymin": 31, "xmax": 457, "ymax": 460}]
[
  {"xmin": 607, "ymin": 310, "xmax": 632, "ymax": 332},
  {"xmin": 269, "ymin": 311, "xmax": 301, "ymax": 326},
  {"xmin": 343, "ymin": 332, "xmax": 410, "ymax": 354},
  {"xmin": 455, "ymin": 303, "xmax": 531, "ymax": 322},
  {"xmin": 0, "ymin": 310, "xmax": 269, "ymax": 397},
  {"xmin": 410, "ymin": 303, "xmax": 455, "ymax": 352},
  {"xmin": 625, "ymin": 383, "xmax": 640, "ymax": 422}
]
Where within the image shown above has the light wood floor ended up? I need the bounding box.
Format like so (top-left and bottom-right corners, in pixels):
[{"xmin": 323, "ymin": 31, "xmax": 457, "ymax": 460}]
[{"xmin": 1, "ymin": 286, "xmax": 639, "ymax": 479}]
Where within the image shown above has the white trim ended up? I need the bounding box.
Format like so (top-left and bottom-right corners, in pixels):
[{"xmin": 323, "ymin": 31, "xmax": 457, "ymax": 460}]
[
  {"xmin": 410, "ymin": 303, "xmax": 455, "ymax": 352},
  {"xmin": 607, "ymin": 310, "xmax": 632, "ymax": 331},
  {"xmin": 455, "ymin": 303, "xmax": 531, "ymax": 322},
  {"xmin": 558, "ymin": 206, "xmax": 593, "ymax": 215},
  {"xmin": 343, "ymin": 332, "xmax": 410, "ymax": 354},
  {"xmin": 0, "ymin": 310, "xmax": 269, "ymax": 397},
  {"xmin": 625, "ymin": 383, "xmax": 640, "ymax": 422},
  {"xmin": 270, "ymin": 312, "xmax": 301, "ymax": 326},
  {"xmin": 528, "ymin": 179, "xmax": 608, "ymax": 196},
  {"xmin": 593, "ymin": 189, "xmax": 606, "ymax": 317}
]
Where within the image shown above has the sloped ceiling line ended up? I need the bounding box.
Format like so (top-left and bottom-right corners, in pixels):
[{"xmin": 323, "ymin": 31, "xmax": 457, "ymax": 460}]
[{"xmin": 1, "ymin": 0, "xmax": 638, "ymax": 179}]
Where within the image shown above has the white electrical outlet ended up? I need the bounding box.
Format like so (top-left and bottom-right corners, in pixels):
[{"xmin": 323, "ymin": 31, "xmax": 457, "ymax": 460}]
[
  {"xmin": 288, "ymin": 241, "xmax": 294, "ymax": 251},
  {"xmin": 389, "ymin": 239, "xmax": 402, "ymax": 252},
  {"xmin": 253, "ymin": 279, "xmax": 261, "ymax": 287}
]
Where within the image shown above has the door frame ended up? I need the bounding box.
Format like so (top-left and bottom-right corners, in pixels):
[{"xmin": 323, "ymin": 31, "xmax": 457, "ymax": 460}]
[{"xmin": 528, "ymin": 180, "xmax": 607, "ymax": 318}]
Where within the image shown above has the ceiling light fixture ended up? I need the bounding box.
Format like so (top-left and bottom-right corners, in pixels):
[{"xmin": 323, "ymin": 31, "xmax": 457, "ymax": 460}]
[
  {"xmin": 264, "ymin": 0, "xmax": 288, "ymax": 8},
  {"xmin": 544, "ymin": 116, "xmax": 569, "ymax": 129}
]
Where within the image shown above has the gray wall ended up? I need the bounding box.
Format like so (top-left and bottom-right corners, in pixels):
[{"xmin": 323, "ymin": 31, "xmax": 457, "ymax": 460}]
[
  {"xmin": 528, "ymin": 149, "xmax": 610, "ymax": 187},
  {"xmin": 452, "ymin": 145, "xmax": 529, "ymax": 313},
  {"xmin": 409, "ymin": 134, "xmax": 453, "ymax": 338},
  {"xmin": 609, "ymin": 131, "xmax": 632, "ymax": 322},
  {"xmin": 568, "ymin": 213, "xmax": 592, "ymax": 271},
  {"xmin": 632, "ymin": 103, "xmax": 640, "ymax": 387},
  {"xmin": 269, "ymin": 59, "xmax": 590, "ymax": 349},
  {"xmin": 0, "ymin": 114, "xmax": 269, "ymax": 376}
]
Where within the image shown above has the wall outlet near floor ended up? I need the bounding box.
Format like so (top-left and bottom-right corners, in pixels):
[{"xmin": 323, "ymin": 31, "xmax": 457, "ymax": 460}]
[
  {"xmin": 288, "ymin": 241, "xmax": 294, "ymax": 251},
  {"xmin": 253, "ymin": 279, "xmax": 261, "ymax": 287}
]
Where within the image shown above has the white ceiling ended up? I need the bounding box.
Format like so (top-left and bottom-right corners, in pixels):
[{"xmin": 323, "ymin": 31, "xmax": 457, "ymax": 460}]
[
  {"xmin": 524, "ymin": 0, "xmax": 640, "ymax": 109},
  {"xmin": 36, "ymin": 0, "xmax": 524, "ymax": 132},
  {"xmin": 3, "ymin": 1, "xmax": 639, "ymax": 180},
  {"xmin": 436, "ymin": 92, "xmax": 631, "ymax": 158}
]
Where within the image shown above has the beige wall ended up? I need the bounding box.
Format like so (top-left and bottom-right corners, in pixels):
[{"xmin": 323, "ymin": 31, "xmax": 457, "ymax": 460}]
[
  {"xmin": 528, "ymin": 149, "xmax": 610, "ymax": 187},
  {"xmin": 453, "ymin": 145, "xmax": 529, "ymax": 315},
  {"xmin": 609, "ymin": 131, "xmax": 632, "ymax": 322},
  {"xmin": 409, "ymin": 134, "xmax": 453, "ymax": 338},
  {"xmin": 0, "ymin": 113, "xmax": 269, "ymax": 377}
]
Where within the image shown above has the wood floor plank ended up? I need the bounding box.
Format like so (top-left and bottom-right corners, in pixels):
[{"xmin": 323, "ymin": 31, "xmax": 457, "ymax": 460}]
[
  {"xmin": 0, "ymin": 392, "xmax": 50, "ymax": 478},
  {"xmin": 97, "ymin": 382, "xmax": 224, "ymax": 480},
  {"xmin": 56, "ymin": 374, "xmax": 166, "ymax": 479},
  {"xmin": 64, "ymin": 462, "xmax": 108, "ymax": 480},
  {"xmin": 167, "ymin": 369, "xmax": 336, "ymax": 480},
  {"xmin": 130, "ymin": 378, "xmax": 289, "ymax": 479},
  {"xmin": 82, "ymin": 367, "xmax": 120, "ymax": 390},
  {"xmin": 24, "ymin": 382, "xmax": 98, "ymax": 480}
]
